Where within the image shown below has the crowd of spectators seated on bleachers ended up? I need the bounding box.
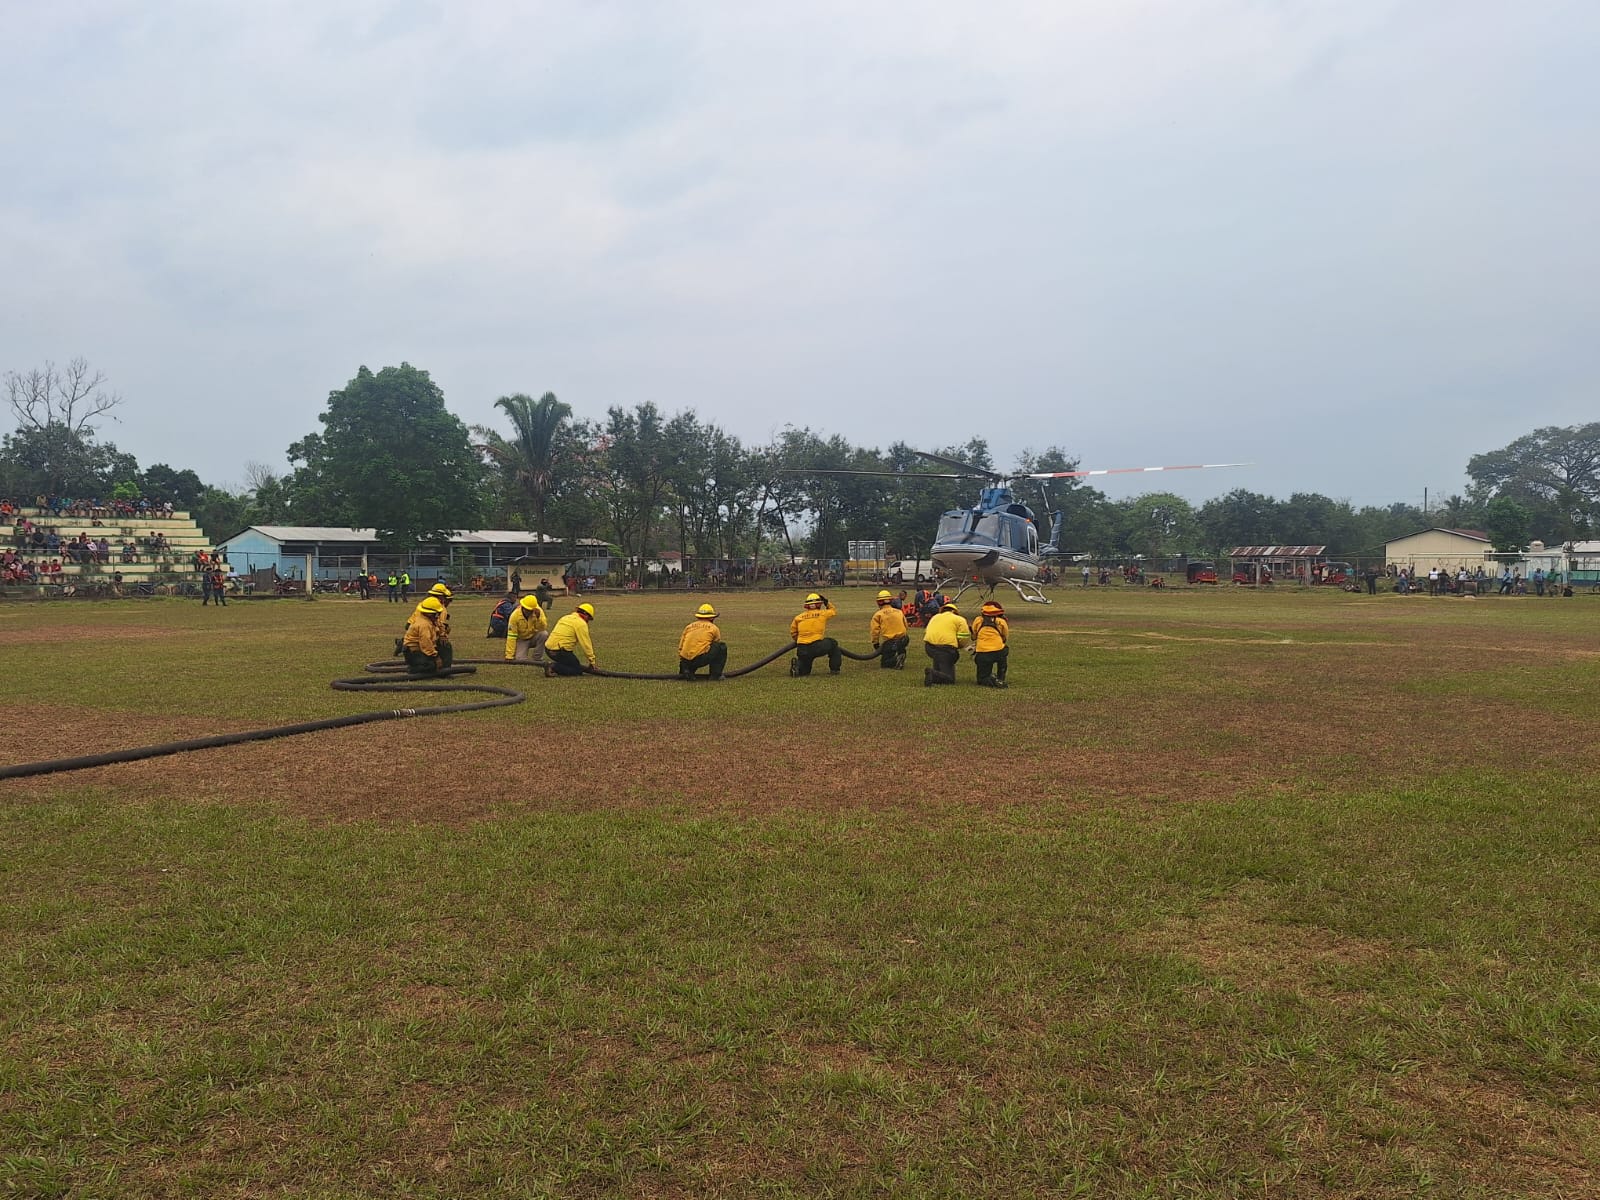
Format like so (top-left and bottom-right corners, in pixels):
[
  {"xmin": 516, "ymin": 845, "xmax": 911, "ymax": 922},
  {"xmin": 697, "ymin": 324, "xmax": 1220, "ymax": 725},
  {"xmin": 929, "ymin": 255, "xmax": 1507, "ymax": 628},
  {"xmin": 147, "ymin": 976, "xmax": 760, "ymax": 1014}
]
[{"xmin": 1, "ymin": 550, "xmax": 63, "ymax": 583}]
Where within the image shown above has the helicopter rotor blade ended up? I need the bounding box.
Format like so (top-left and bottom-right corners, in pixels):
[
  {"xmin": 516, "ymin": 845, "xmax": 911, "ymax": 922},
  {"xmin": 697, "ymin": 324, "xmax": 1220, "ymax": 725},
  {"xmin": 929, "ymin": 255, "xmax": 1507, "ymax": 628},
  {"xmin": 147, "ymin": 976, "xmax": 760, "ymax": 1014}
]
[
  {"xmin": 774, "ymin": 468, "xmax": 970, "ymax": 479},
  {"xmin": 913, "ymin": 449, "xmax": 1003, "ymax": 479},
  {"xmin": 1023, "ymin": 462, "xmax": 1251, "ymax": 480}
]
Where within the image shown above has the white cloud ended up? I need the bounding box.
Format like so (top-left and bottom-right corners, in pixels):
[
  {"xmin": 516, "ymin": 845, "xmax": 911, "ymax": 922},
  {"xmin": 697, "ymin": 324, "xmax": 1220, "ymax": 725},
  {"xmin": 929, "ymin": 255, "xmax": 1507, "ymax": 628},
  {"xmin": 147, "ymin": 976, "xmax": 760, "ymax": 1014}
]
[{"xmin": 1, "ymin": 0, "xmax": 1596, "ymax": 503}]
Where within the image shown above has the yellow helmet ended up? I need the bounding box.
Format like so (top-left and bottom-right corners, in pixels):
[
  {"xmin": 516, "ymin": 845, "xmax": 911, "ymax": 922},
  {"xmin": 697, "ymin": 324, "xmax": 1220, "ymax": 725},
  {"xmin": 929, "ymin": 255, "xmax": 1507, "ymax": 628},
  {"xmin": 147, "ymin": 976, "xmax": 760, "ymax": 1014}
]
[
  {"xmin": 876, "ymin": 589, "xmax": 892, "ymax": 602},
  {"xmin": 805, "ymin": 592, "xmax": 822, "ymax": 604},
  {"xmin": 577, "ymin": 602, "xmax": 596, "ymax": 619},
  {"xmin": 695, "ymin": 603, "xmax": 717, "ymax": 618},
  {"xmin": 428, "ymin": 583, "xmax": 452, "ymax": 598},
  {"xmin": 419, "ymin": 596, "xmax": 445, "ymax": 614},
  {"xmin": 519, "ymin": 594, "xmax": 541, "ymax": 611},
  {"xmin": 941, "ymin": 600, "xmax": 959, "ymax": 612}
]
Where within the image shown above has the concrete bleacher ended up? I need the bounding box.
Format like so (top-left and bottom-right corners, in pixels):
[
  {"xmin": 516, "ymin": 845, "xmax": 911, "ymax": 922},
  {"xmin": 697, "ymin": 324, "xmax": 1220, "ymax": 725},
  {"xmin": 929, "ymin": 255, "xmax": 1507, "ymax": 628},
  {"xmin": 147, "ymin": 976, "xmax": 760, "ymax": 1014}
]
[{"xmin": 5, "ymin": 506, "xmax": 219, "ymax": 594}]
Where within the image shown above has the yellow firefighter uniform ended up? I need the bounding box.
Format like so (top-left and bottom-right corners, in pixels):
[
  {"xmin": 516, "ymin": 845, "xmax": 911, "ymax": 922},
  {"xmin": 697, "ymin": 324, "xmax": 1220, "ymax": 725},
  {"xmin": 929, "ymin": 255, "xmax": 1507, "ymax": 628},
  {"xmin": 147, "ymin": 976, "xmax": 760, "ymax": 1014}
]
[
  {"xmin": 546, "ymin": 610, "xmax": 597, "ymax": 667},
  {"xmin": 505, "ymin": 599, "xmax": 547, "ymax": 660}
]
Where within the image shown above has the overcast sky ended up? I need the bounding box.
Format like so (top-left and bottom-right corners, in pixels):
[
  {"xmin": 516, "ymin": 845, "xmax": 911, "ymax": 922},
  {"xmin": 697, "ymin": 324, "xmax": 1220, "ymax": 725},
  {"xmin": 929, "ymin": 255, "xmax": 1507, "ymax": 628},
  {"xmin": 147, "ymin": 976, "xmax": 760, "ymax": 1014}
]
[{"xmin": 4, "ymin": 1, "xmax": 1597, "ymax": 509}]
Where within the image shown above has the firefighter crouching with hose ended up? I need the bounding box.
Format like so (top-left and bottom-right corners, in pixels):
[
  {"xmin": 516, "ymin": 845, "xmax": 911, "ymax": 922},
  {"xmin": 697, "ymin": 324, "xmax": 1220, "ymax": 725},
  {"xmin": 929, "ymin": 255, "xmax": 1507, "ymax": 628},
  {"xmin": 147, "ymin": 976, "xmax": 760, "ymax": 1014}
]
[
  {"xmin": 870, "ymin": 589, "xmax": 909, "ymax": 669},
  {"xmin": 398, "ymin": 582, "xmax": 456, "ymax": 667},
  {"xmin": 921, "ymin": 600, "xmax": 969, "ymax": 686},
  {"xmin": 971, "ymin": 599, "xmax": 1010, "ymax": 688},
  {"xmin": 403, "ymin": 596, "xmax": 448, "ymax": 675},
  {"xmin": 679, "ymin": 603, "xmax": 728, "ymax": 680},
  {"xmin": 505, "ymin": 594, "xmax": 549, "ymax": 663},
  {"xmin": 545, "ymin": 602, "xmax": 598, "ymax": 676},
  {"xmin": 789, "ymin": 592, "xmax": 841, "ymax": 676}
]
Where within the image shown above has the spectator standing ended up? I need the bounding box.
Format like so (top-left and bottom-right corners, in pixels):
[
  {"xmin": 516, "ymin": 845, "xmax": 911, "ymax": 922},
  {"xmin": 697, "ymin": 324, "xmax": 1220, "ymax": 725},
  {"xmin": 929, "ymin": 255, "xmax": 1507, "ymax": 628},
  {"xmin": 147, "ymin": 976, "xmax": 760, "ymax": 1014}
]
[{"xmin": 386, "ymin": 571, "xmax": 399, "ymax": 602}]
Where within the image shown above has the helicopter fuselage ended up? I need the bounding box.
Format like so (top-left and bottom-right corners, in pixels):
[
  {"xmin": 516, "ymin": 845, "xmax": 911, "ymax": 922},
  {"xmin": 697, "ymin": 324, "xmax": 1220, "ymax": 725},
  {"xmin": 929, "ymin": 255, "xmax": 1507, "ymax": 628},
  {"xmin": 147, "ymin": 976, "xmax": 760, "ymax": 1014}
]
[{"xmin": 929, "ymin": 487, "xmax": 1044, "ymax": 587}]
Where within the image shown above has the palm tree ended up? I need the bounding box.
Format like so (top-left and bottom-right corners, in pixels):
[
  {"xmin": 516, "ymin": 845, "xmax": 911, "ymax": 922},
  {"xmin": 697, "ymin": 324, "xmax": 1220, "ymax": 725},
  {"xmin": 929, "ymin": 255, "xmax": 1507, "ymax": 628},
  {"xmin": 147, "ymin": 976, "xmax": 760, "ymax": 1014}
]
[{"xmin": 479, "ymin": 392, "xmax": 572, "ymax": 537}]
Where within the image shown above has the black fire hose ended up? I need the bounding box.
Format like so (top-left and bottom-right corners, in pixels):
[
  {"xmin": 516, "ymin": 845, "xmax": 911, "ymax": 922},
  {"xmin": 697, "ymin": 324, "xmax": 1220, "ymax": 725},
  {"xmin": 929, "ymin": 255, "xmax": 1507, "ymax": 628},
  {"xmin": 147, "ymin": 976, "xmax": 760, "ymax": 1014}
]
[
  {"xmin": 0, "ymin": 665, "xmax": 525, "ymax": 782},
  {"xmin": 454, "ymin": 641, "xmax": 884, "ymax": 681}
]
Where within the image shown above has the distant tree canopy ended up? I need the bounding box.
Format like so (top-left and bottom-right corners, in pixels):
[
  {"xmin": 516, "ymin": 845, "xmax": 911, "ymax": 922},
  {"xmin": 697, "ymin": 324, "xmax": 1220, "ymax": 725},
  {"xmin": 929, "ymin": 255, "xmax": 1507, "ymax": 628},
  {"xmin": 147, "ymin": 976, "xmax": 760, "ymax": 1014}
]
[
  {"xmin": 285, "ymin": 364, "xmax": 484, "ymax": 548},
  {"xmin": 6, "ymin": 356, "xmax": 1592, "ymax": 565},
  {"xmin": 1467, "ymin": 423, "xmax": 1600, "ymax": 543}
]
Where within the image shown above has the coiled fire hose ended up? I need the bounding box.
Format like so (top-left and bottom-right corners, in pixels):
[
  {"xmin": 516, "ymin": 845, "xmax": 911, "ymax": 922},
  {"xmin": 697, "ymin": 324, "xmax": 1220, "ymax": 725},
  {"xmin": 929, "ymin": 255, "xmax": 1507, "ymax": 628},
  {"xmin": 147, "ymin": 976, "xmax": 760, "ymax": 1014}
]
[{"xmin": 1, "ymin": 642, "xmax": 889, "ymax": 780}]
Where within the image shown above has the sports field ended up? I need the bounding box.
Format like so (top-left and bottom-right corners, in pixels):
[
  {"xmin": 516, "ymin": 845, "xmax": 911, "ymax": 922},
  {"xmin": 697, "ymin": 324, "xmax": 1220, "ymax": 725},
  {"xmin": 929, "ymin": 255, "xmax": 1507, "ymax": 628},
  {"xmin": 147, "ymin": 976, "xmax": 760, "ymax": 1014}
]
[{"xmin": 3, "ymin": 585, "xmax": 1597, "ymax": 1197}]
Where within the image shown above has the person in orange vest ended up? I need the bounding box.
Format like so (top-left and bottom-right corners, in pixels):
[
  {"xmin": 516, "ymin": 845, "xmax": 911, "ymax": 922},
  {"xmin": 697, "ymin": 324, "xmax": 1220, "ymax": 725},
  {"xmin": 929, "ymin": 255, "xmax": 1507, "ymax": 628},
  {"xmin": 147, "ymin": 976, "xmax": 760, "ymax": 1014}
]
[{"xmin": 869, "ymin": 589, "xmax": 909, "ymax": 669}]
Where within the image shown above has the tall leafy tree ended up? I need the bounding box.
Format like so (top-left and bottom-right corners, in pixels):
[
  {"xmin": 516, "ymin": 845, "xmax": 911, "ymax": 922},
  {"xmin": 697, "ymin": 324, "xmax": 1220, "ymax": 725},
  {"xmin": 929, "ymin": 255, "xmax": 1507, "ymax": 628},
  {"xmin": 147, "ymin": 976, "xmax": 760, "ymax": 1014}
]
[
  {"xmin": 1484, "ymin": 495, "xmax": 1534, "ymax": 555},
  {"xmin": 287, "ymin": 364, "xmax": 483, "ymax": 546},
  {"xmin": 595, "ymin": 403, "xmax": 672, "ymax": 583},
  {"xmin": 476, "ymin": 391, "xmax": 572, "ymax": 535},
  {"xmin": 1467, "ymin": 423, "xmax": 1600, "ymax": 541}
]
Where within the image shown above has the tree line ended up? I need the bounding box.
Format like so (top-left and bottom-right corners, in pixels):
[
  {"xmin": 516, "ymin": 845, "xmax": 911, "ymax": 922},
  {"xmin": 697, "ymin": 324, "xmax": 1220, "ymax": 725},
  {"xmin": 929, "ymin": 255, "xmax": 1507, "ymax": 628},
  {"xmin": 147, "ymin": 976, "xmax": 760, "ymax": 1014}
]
[{"xmin": 4, "ymin": 358, "xmax": 1596, "ymax": 565}]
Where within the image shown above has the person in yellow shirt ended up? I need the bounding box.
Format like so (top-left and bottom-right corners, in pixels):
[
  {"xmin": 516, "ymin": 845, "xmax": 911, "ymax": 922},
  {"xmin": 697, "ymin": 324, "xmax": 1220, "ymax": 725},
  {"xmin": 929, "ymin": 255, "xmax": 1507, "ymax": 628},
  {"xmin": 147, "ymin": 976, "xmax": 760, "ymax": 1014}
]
[
  {"xmin": 921, "ymin": 599, "xmax": 970, "ymax": 686},
  {"xmin": 788, "ymin": 592, "xmax": 841, "ymax": 676},
  {"xmin": 504, "ymin": 594, "xmax": 549, "ymax": 662},
  {"xmin": 678, "ymin": 603, "xmax": 728, "ymax": 680},
  {"xmin": 402, "ymin": 596, "xmax": 447, "ymax": 675},
  {"xmin": 971, "ymin": 599, "xmax": 1010, "ymax": 688},
  {"xmin": 397, "ymin": 582, "xmax": 455, "ymax": 664},
  {"xmin": 869, "ymin": 588, "xmax": 909, "ymax": 669},
  {"xmin": 545, "ymin": 602, "xmax": 597, "ymax": 676}
]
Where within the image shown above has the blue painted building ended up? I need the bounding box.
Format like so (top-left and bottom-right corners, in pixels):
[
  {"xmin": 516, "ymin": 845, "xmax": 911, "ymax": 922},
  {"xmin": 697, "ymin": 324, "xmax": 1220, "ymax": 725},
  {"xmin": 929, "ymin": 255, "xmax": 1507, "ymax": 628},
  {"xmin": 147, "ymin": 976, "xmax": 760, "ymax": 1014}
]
[{"xmin": 217, "ymin": 526, "xmax": 610, "ymax": 584}]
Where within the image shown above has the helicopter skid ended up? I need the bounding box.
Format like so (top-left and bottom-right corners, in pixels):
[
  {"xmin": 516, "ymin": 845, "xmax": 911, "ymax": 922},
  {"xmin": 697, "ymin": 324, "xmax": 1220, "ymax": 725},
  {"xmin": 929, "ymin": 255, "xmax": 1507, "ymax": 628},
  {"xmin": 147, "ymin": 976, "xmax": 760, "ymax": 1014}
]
[{"xmin": 941, "ymin": 576, "xmax": 1053, "ymax": 606}]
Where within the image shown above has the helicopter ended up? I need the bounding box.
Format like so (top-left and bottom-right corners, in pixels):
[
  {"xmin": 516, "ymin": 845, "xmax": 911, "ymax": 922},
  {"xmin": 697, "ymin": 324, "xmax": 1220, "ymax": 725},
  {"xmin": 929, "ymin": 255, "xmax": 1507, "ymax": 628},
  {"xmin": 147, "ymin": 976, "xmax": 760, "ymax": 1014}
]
[{"xmin": 787, "ymin": 450, "xmax": 1246, "ymax": 605}]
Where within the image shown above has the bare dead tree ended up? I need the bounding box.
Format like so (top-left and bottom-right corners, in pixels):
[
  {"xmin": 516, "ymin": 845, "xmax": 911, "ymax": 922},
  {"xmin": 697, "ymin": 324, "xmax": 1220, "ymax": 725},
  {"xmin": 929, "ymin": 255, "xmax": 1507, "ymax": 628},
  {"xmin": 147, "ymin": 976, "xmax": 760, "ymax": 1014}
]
[{"xmin": 4, "ymin": 357, "xmax": 122, "ymax": 439}]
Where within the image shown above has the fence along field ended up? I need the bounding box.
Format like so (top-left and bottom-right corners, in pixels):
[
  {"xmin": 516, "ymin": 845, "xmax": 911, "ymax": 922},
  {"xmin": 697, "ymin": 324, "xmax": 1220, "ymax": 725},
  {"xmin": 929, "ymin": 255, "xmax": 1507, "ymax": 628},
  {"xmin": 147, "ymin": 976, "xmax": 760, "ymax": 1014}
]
[{"xmin": 1, "ymin": 586, "xmax": 1596, "ymax": 1196}]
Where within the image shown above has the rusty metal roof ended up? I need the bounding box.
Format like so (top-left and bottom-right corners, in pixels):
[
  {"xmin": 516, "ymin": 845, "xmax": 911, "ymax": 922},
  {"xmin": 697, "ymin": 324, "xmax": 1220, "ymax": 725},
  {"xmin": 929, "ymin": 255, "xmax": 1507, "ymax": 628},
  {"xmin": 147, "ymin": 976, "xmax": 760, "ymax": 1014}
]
[{"xmin": 1228, "ymin": 545, "xmax": 1327, "ymax": 558}]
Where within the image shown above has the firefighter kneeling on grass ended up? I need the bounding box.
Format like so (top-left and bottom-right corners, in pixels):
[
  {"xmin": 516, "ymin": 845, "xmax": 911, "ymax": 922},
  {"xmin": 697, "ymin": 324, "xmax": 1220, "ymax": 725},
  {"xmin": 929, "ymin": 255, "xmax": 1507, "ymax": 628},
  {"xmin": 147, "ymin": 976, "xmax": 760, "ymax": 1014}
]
[
  {"xmin": 789, "ymin": 592, "xmax": 841, "ymax": 676},
  {"xmin": 678, "ymin": 603, "xmax": 728, "ymax": 680},
  {"xmin": 403, "ymin": 596, "xmax": 448, "ymax": 675},
  {"xmin": 505, "ymin": 594, "xmax": 549, "ymax": 663},
  {"xmin": 545, "ymin": 602, "xmax": 597, "ymax": 676},
  {"xmin": 399, "ymin": 582, "xmax": 455, "ymax": 668},
  {"xmin": 870, "ymin": 589, "xmax": 909, "ymax": 669},
  {"xmin": 922, "ymin": 600, "xmax": 970, "ymax": 686},
  {"xmin": 971, "ymin": 599, "xmax": 1009, "ymax": 688}
]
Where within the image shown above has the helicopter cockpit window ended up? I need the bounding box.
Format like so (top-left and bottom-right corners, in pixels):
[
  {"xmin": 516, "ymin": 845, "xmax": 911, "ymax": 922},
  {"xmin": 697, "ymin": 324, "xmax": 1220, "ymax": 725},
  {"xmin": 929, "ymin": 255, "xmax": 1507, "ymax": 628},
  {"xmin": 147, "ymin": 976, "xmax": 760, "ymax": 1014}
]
[
  {"xmin": 936, "ymin": 513, "xmax": 969, "ymax": 541},
  {"xmin": 1027, "ymin": 524, "xmax": 1038, "ymax": 555},
  {"xmin": 972, "ymin": 514, "xmax": 1003, "ymax": 544}
]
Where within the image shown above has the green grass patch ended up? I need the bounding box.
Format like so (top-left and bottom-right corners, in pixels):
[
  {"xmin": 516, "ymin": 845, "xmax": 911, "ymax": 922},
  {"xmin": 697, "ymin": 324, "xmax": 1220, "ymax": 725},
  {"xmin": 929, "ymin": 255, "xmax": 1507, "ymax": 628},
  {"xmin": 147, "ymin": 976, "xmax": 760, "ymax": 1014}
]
[{"xmin": 3, "ymin": 587, "xmax": 1598, "ymax": 1195}]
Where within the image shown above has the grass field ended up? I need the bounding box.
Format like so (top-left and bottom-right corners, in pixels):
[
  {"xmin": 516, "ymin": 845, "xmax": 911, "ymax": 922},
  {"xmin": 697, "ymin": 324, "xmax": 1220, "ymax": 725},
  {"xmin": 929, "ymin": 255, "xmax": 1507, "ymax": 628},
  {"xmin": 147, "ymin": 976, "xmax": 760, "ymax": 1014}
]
[{"xmin": 2, "ymin": 584, "xmax": 1598, "ymax": 1197}]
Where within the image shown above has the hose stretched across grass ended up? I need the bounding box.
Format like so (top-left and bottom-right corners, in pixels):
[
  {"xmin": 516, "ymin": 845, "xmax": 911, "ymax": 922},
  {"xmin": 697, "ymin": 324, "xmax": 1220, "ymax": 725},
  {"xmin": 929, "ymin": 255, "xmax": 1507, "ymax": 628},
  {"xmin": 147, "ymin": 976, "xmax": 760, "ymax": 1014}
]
[
  {"xmin": 454, "ymin": 640, "xmax": 884, "ymax": 680},
  {"xmin": 0, "ymin": 665, "xmax": 525, "ymax": 782},
  {"xmin": 1, "ymin": 642, "xmax": 885, "ymax": 780}
]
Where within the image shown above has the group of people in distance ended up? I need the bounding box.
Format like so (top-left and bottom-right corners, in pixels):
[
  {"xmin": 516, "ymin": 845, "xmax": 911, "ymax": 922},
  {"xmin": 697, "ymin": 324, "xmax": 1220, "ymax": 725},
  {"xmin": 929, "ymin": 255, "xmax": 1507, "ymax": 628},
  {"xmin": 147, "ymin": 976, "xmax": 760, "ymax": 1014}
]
[
  {"xmin": 704, "ymin": 590, "xmax": 1012, "ymax": 688},
  {"xmin": 401, "ymin": 584, "xmax": 1012, "ymax": 688},
  {"xmin": 402, "ymin": 581, "xmax": 599, "ymax": 678}
]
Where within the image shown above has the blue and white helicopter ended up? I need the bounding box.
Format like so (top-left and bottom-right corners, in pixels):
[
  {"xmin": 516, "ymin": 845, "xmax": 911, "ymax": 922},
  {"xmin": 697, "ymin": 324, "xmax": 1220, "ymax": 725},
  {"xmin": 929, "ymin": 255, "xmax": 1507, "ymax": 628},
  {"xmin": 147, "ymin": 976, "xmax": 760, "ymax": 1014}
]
[{"xmin": 865, "ymin": 450, "xmax": 1246, "ymax": 605}]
